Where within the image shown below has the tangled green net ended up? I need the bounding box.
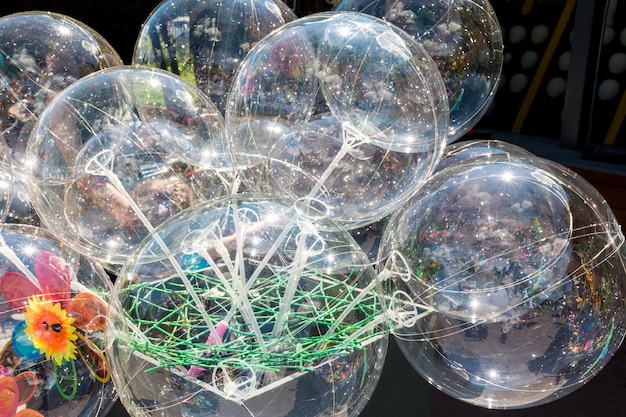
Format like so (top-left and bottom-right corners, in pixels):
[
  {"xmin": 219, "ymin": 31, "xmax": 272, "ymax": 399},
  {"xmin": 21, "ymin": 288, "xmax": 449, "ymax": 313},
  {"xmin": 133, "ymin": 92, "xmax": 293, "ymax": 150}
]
[{"xmin": 118, "ymin": 265, "xmax": 386, "ymax": 373}]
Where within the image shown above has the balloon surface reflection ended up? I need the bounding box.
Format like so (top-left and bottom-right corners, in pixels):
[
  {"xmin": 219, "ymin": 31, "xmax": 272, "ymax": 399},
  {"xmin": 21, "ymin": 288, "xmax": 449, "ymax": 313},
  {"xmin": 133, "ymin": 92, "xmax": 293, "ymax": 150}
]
[
  {"xmin": 108, "ymin": 194, "xmax": 389, "ymax": 417},
  {"xmin": 335, "ymin": 0, "xmax": 504, "ymax": 142},
  {"xmin": 25, "ymin": 66, "xmax": 233, "ymax": 270},
  {"xmin": 379, "ymin": 158, "xmax": 626, "ymax": 408},
  {"xmin": 0, "ymin": 11, "xmax": 123, "ymax": 225},
  {"xmin": 226, "ymin": 11, "xmax": 449, "ymax": 230},
  {"xmin": 134, "ymin": 0, "xmax": 297, "ymax": 113}
]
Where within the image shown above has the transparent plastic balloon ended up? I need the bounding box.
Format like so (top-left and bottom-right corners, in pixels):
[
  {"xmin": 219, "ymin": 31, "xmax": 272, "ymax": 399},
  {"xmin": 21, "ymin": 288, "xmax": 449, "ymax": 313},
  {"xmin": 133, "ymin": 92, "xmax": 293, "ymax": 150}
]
[
  {"xmin": 107, "ymin": 193, "xmax": 389, "ymax": 417},
  {"xmin": 0, "ymin": 224, "xmax": 116, "ymax": 416},
  {"xmin": 0, "ymin": 11, "xmax": 123, "ymax": 225},
  {"xmin": 435, "ymin": 138, "xmax": 536, "ymax": 172},
  {"xmin": 380, "ymin": 160, "xmax": 574, "ymax": 322},
  {"xmin": 335, "ymin": 0, "xmax": 504, "ymax": 142},
  {"xmin": 133, "ymin": 0, "xmax": 297, "ymax": 113},
  {"xmin": 24, "ymin": 66, "xmax": 233, "ymax": 270},
  {"xmin": 378, "ymin": 158, "xmax": 626, "ymax": 408},
  {"xmin": 226, "ymin": 11, "xmax": 449, "ymax": 230},
  {"xmin": 0, "ymin": 11, "xmax": 122, "ymax": 162}
]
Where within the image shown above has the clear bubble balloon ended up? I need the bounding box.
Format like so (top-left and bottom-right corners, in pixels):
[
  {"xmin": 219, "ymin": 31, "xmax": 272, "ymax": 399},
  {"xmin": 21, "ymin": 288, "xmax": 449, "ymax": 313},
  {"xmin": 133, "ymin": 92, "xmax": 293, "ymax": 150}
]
[
  {"xmin": 335, "ymin": 0, "xmax": 504, "ymax": 142},
  {"xmin": 435, "ymin": 138, "xmax": 536, "ymax": 172},
  {"xmin": 382, "ymin": 159, "xmax": 574, "ymax": 322},
  {"xmin": 226, "ymin": 11, "xmax": 449, "ymax": 230},
  {"xmin": 0, "ymin": 224, "xmax": 116, "ymax": 416},
  {"xmin": 0, "ymin": 11, "xmax": 122, "ymax": 162},
  {"xmin": 378, "ymin": 158, "xmax": 626, "ymax": 408},
  {"xmin": 0, "ymin": 11, "xmax": 123, "ymax": 226},
  {"xmin": 133, "ymin": 0, "xmax": 297, "ymax": 113},
  {"xmin": 108, "ymin": 193, "xmax": 388, "ymax": 417},
  {"xmin": 24, "ymin": 66, "xmax": 233, "ymax": 270}
]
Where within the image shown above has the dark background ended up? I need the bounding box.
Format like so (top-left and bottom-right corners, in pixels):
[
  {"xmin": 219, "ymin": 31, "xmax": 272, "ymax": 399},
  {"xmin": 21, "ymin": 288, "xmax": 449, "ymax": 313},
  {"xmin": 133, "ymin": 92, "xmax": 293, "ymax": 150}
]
[{"xmin": 1, "ymin": 1, "xmax": 626, "ymax": 417}]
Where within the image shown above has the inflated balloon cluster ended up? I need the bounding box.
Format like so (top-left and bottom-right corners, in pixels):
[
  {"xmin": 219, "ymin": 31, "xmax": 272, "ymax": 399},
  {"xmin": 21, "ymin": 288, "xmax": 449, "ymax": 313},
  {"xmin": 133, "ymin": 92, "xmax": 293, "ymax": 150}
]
[{"xmin": 0, "ymin": 1, "xmax": 624, "ymax": 417}]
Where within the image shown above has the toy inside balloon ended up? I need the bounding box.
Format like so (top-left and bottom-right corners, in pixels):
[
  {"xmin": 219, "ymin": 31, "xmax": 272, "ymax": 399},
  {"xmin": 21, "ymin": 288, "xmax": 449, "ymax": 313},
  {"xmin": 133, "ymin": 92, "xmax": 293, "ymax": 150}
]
[
  {"xmin": 0, "ymin": 224, "xmax": 116, "ymax": 416},
  {"xmin": 108, "ymin": 193, "xmax": 389, "ymax": 417}
]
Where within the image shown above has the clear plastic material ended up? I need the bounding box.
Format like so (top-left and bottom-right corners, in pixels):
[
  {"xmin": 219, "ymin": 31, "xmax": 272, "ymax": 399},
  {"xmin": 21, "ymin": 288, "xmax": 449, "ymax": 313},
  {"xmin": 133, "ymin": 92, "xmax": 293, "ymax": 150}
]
[
  {"xmin": 378, "ymin": 157, "xmax": 626, "ymax": 408},
  {"xmin": 0, "ymin": 11, "xmax": 122, "ymax": 163},
  {"xmin": 435, "ymin": 138, "xmax": 536, "ymax": 172},
  {"xmin": 226, "ymin": 11, "xmax": 449, "ymax": 230},
  {"xmin": 0, "ymin": 224, "xmax": 116, "ymax": 416},
  {"xmin": 0, "ymin": 11, "xmax": 123, "ymax": 225},
  {"xmin": 24, "ymin": 66, "xmax": 233, "ymax": 270},
  {"xmin": 133, "ymin": 0, "xmax": 297, "ymax": 112},
  {"xmin": 0, "ymin": 139, "xmax": 12, "ymax": 222},
  {"xmin": 335, "ymin": 0, "xmax": 504, "ymax": 142},
  {"xmin": 108, "ymin": 193, "xmax": 388, "ymax": 417}
]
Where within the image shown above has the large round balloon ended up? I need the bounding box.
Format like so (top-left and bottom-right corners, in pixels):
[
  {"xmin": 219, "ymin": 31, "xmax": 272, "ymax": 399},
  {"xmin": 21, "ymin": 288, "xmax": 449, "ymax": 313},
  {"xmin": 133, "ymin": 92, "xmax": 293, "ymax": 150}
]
[
  {"xmin": 133, "ymin": 0, "xmax": 297, "ymax": 112},
  {"xmin": 378, "ymin": 157, "xmax": 626, "ymax": 408},
  {"xmin": 226, "ymin": 11, "xmax": 449, "ymax": 230},
  {"xmin": 0, "ymin": 11, "xmax": 123, "ymax": 225},
  {"xmin": 0, "ymin": 11, "xmax": 122, "ymax": 162},
  {"xmin": 0, "ymin": 224, "xmax": 116, "ymax": 416},
  {"xmin": 107, "ymin": 193, "xmax": 389, "ymax": 417},
  {"xmin": 335, "ymin": 0, "xmax": 504, "ymax": 142},
  {"xmin": 382, "ymin": 159, "xmax": 574, "ymax": 323},
  {"xmin": 24, "ymin": 66, "xmax": 233, "ymax": 270}
]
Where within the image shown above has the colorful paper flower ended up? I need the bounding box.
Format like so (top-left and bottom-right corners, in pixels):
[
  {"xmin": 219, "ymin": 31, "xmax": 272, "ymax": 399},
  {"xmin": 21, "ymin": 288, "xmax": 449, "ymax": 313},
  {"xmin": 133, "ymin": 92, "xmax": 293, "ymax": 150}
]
[{"xmin": 0, "ymin": 250, "xmax": 110, "ymax": 402}]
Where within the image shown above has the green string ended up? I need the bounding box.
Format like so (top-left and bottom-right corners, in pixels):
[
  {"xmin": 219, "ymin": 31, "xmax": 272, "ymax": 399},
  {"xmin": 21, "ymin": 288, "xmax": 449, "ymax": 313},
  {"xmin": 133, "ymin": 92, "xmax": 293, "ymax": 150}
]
[{"xmin": 120, "ymin": 267, "xmax": 386, "ymax": 373}]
